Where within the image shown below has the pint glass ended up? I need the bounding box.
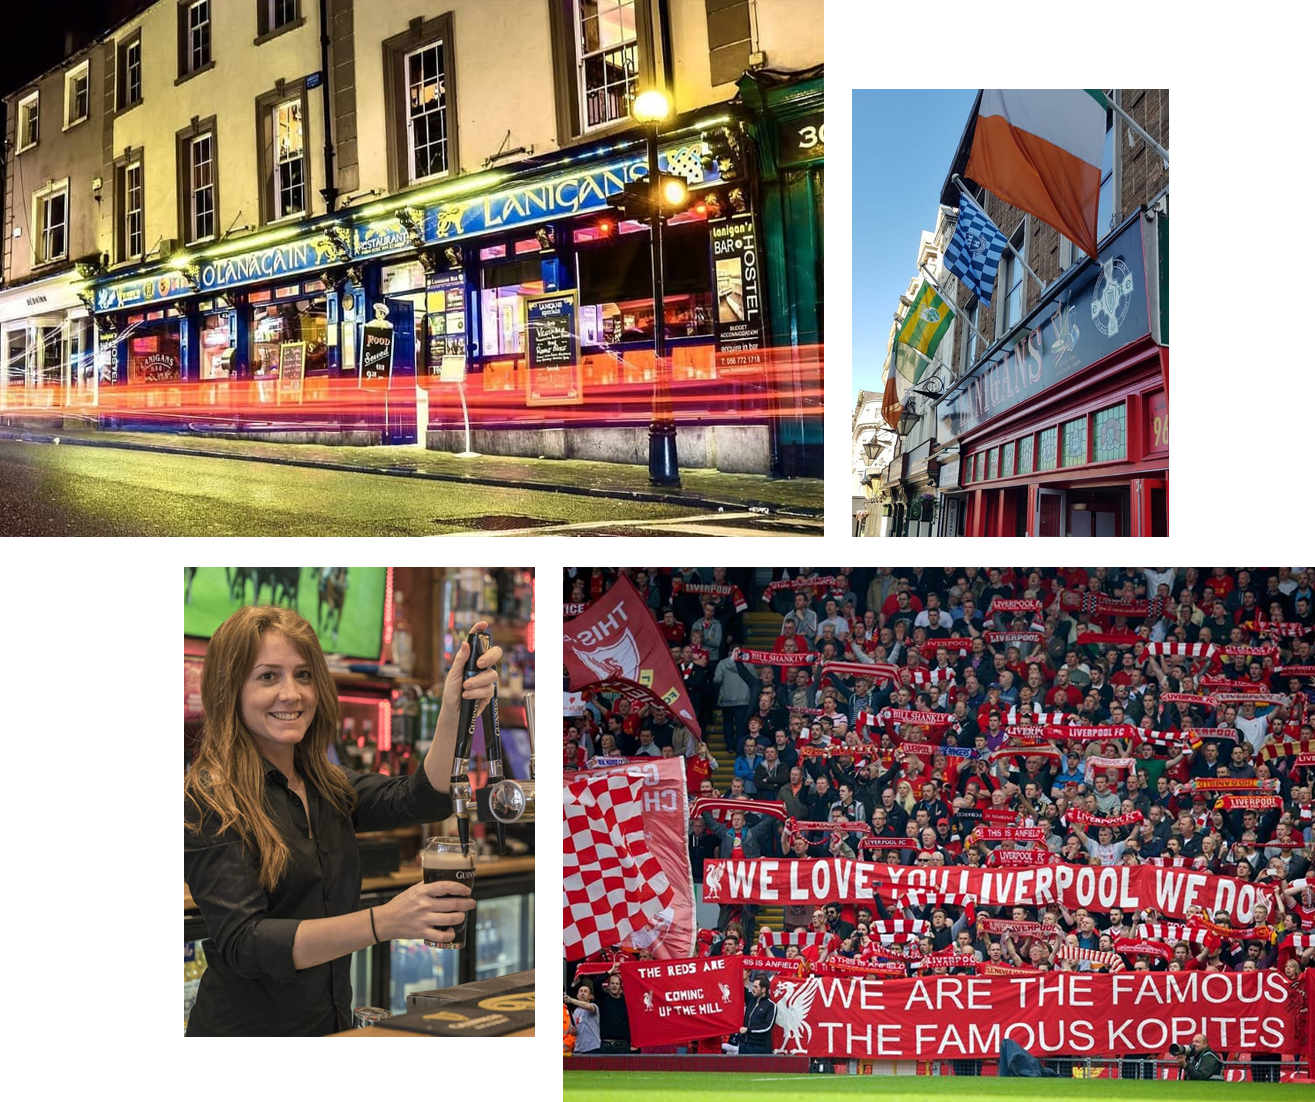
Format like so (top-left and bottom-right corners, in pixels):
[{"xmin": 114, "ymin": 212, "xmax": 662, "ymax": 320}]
[{"xmin": 421, "ymin": 836, "xmax": 477, "ymax": 949}]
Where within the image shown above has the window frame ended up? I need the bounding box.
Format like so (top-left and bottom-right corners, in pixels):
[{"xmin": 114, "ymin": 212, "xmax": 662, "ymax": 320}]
[
  {"xmin": 574, "ymin": 0, "xmax": 640, "ymax": 134},
  {"xmin": 380, "ymin": 14, "xmax": 460, "ymax": 195},
  {"xmin": 113, "ymin": 148, "xmax": 146, "ymax": 264},
  {"xmin": 255, "ymin": 82, "xmax": 312, "ymax": 227},
  {"xmin": 176, "ymin": 116, "xmax": 220, "ymax": 246},
  {"xmin": 177, "ymin": 0, "xmax": 215, "ymax": 83},
  {"xmin": 16, "ymin": 91, "xmax": 39, "ymax": 153},
  {"xmin": 256, "ymin": 0, "xmax": 303, "ymax": 42},
  {"xmin": 117, "ymin": 31, "xmax": 144, "ymax": 111},
  {"xmin": 64, "ymin": 60, "xmax": 91, "ymax": 130},
  {"xmin": 32, "ymin": 179, "xmax": 70, "ymax": 266},
  {"xmin": 998, "ymin": 219, "xmax": 1027, "ymax": 337},
  {"xmin": 404, "ymin": 40, "xmax": 452, "ymax": 185},
  {"xmin": 547, "ymin": 0, "xmax": 658, "ymax": 147}
]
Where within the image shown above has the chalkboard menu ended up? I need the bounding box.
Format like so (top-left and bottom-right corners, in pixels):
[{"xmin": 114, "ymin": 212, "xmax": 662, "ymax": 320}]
[
  {"xmin": 278, "ymin": 340, "xmax": 306, "ymax": 402},
  {"xmin": 526, "ymin": 291, "xmax": 583, "ymax": 407},
  {"xmin": 526, "ymin": 292, "xmax": 576, "ymax": 369},
  {"xmin": 360, "ymin": 324, "xmax": 394, "ymax": 381}
]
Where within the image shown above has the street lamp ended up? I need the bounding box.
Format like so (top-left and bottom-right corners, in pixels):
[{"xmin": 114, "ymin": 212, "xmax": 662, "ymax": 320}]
[{"xmin": 632, "ymin": 87, "xmax": 680, "ymax": 486}]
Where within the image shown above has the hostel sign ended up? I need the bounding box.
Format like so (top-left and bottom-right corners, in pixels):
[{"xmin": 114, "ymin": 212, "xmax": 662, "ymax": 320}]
[{"xmin": 939, "ymin": 215, "xmax": 1154, "ymax": 438}]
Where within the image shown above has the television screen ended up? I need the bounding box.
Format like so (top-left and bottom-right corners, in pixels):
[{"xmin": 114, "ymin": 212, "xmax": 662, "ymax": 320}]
[{"xmin": 184, "ymin": 567, "xmax": 387, "ymax": 660}]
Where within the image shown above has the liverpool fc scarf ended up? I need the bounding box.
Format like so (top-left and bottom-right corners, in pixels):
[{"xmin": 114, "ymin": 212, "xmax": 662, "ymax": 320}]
[{"xmin": 672, "ymin": 580, "xmax": 748, "ymax": 612}]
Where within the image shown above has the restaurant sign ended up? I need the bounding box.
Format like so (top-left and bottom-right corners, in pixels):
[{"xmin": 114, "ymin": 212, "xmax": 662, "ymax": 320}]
[
  {"xmin": 939, "ymin": 215, "xmax": 1153, "ymax": 439},
  {"xmin": 352, "ymin": 142, "xmax": 720, "ymax": 259},
  {"xmin": 94, "ymin": 238, "xmax": 338, "ymax": 312}
]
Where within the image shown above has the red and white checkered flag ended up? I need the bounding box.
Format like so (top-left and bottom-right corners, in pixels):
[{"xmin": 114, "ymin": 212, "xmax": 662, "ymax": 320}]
[{"xmin": 563, "ymin": 770, "xmax": 674, "ymax": 959}]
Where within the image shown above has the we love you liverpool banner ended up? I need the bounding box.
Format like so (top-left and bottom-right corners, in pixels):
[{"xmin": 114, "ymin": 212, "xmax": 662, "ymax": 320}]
[
  {"xmin": 764, "ymin": 970, "xmax": 1302, "ymax": 1058},
  {"xmin": 700, "ymin": 859, "xmax": 1278, "ymax": 924}
]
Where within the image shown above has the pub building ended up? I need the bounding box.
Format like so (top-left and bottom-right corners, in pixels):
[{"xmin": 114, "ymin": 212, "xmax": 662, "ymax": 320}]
[
  {"xmin": 86, "ymin": 75, "xmax": 823, "ymax": 476},
  {"xmin": 183, "ymin": 566, "xmax": 535, "ymax": 1035},
  {"xmin": 932, "ymin": 90, "xmax": 1169, "ymax": 537}
]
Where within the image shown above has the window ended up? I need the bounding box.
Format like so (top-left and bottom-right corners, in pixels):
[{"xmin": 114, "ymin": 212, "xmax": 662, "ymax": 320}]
[
  {"xmin": 406, "ymin": 42, "xmax": 450, "ymax": 182},
  {"xmin": 182, "ymin": 0, "xmax": 212, "ymax": 76},
  {"xmin": 1061, "ymin": 415, "xmax": 1087, "ymax": 467},
  {"xmin": 576, "ymin": 0, "xmax": 638, "ymax": 131},
  {"xmin": 65, "ymin": 61, "xmax": 90, "ymax": 128},
  {"xmin": 1037, "ymin": 426, "xmax": 1057, "ymax": 471},
  {"xmin": 961, "ymin": 297, "xmax": 979, "ymax": 373},
  {"xmin": 1017, "ymin": 434, "xmax": 1033, "ymax": 475},
  {"xmin": 17, "ymin": 92, "xmax": 39, "ymax": 151},
  {"xmin": 1063, "ymin": 113, "xmax": 1114, "ymax": 268},
  {"xmin": 1093, "ymin": 403, "xmax": 1126, "ymax": 462},
  {"xmin": 118, "ymin": 157, "xmax": 145, "ymax": 261},
  {"xmin": 381, "ymin": 15, "xmax": 459, "ymax": 192},
  {"xmin": 5, "ymin": 328, "xmax": 31, "ymax": 389},
  {"xmin": 1001, "ymin": 440, "xmax": 1015, "ymax": 478},
  {"xmin": 127, "ymin": 322, "xmax": 183, "ymax": 384},
  {"xmin": 984, "ymin": 448, "xmax": 996, "ymax": 481},
  {"xmin": 34, "ymin": 182, "xmax": 69, "ymax": 264},
  {"xmin": 258, "ymin": 0, "xmax": 300, "ymax": 36},
  {"xmin": 190, "ymin": 133, "xmax": 215, "ymax": 241},
  {"xmin": 274, "ymin": 99, "xmax": 305, "ymax": 218},
  {"xmin": 480, "ymin": 259, "xmax": 544, "ymax": 358},
  {"xmin": 252, "ymin": 295, "xmax": 328, "ymax": 377},
  {"xmin": 118, "ymin": 34, "xmax": 143, "ymax": 109},
  {"xmin": 999, "ymin": 221, "xmax": 1026, "ymax": 335}
]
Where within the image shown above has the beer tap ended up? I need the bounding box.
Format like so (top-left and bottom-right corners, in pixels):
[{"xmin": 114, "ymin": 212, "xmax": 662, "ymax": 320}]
[
  {"xmin": 450, "ymin": 629, "xmax": 489, "ymax": 858},
  {"xmin": 488, "ymin": 690, "xmax": 534, "ymax": 833}
]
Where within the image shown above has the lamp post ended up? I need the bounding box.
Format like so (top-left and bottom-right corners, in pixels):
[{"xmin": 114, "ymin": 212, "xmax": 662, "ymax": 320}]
[{"xmin": 633, "ymin": 89, "xmax": 680, "ymax": 486}]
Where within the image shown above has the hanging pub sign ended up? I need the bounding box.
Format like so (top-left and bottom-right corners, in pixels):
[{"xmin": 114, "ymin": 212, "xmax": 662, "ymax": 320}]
[
  {"xmin": 526, "ymin": 290, "xmax": 582, "ymax": 407},
  {"xmin": 940, "ymin": 213, "xmax": 1158, "ymax": 439},
  {"xmin": 709, "ymin": 214, "xmax": 765, "ymax": 375},
  {"xmin": 360, "ymin": 304, "xmax": 395, "ymax": 382},
  {"xmin": 278, "ymin": 341, "xmax": 307, "ymax": 403}
]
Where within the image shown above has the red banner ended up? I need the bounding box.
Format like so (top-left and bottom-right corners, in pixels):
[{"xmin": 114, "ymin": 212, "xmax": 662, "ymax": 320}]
[
  {"xmin": 576, "ymin": 757, "xmax": 696, "ymax": 959},
  {"xmin": 620, "ymin": 955, "xmax": 744, "ymax": 1046},
  {"xmin": 700, "ymin": 859, "xmax": 1278, "ymax": 924},
  {"xmin": 565, "ymin": 576, "xmax": 703, "ymax": 737},
  {"xmin": 765, "ymin": 970, "xmax": 1297, "ymax": 1057}
]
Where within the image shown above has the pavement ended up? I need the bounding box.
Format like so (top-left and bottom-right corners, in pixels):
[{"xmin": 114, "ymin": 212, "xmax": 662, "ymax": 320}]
[{"xmin": 0, "ymin": 425, "xmax": 822, "ymax": 517}]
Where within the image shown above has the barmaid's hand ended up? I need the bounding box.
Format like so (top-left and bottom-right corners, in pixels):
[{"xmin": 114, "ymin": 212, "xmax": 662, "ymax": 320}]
[
  {"xmin": 376, "ymin": 878, "xmax": 476, "ymax": 943},
  {"xmin": 442, "ymin": 619, "xmax": 504, "ymax": 720}
]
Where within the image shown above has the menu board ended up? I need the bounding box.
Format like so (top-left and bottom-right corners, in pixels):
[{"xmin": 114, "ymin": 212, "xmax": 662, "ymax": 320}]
[
  {"xmin": 360, "ymin": 324, "xmax": 394, "ymax": 381},
  {"xmin": 277, "ymin": 341, "xmax": 306, "ymax": 403},
  {"xmin": 426, "ymin": 272, "xmax": 468, "ymax": 368},
  {"xmin": 526, "ymin": 291, "xmax": 582, "ymax": 406}
]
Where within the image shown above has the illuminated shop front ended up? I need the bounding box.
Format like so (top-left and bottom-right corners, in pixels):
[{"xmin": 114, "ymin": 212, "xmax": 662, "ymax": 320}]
[{"xmin": 83, "ymin": 109, "xmax": 820, "ymax": 472}]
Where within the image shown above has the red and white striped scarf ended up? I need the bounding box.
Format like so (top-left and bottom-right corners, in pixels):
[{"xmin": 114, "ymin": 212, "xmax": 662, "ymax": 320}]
[
  {"xmin": 1145, "ymin": 641, "xmax": 1217, "ymax": 660},
  {"xmin": 1113, "ymin": 938, "xmax": 1170, "ymax": 960},
  {"xmin": 990, "ymin": 744, "xmax": 1063, "ymax": 762},
  {"xmin": 821, "ymin": 660, "xmax": 901, "ymax": 685},
  {"xmin": 1134, "ymin": 729, "xmax": 1203, "ymax": 752},
  {"xmin": 1137, "ymin": 923, "xmax": 1220, "ymax": 950},
  {"xmin": 758, "ymin": 928, "xmax": 836, "ymax": 950},
  {"xmin": 1083, "ymin": 756, "xmax": 1136, "ymax": 780},
  {"xmin": 1004, "ymin": 708, "xmax": 1073, "ymax": 726},
  {"xmin": 910, "ymin": 667, "xmax": 957, "ymax": 687},
  {"xmin": 1286, "ymin": 934, "xmax": 1315, "ymax": 952},
  {"xmin": 1260, "ymin": 737, "xmax": 1315, "ymax": 761},
  {"xmin": 870, "ymin": 918, "xmax": 930, "ymax": 942},
  {"xmin": 690, "ymin": 797, "xmax": 788, "ymax": 823},
  {"xmin": 1056, "ymin": 944, "xmax": 1124, "ymax": 970}
]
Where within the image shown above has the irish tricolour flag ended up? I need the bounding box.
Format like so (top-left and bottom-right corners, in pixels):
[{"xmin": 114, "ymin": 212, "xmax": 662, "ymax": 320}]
[{"xmin": 965, "ymin": 90, "xmax": 1108, "ymax": 258}]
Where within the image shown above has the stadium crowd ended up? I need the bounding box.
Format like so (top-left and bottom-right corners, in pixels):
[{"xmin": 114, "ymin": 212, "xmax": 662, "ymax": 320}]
[{"xmin": 563, "ymin": 567, "xmax": 1315, "ymax": 1072}]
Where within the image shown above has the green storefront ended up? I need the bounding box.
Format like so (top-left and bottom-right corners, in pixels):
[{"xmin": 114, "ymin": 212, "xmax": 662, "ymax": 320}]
[{"xmin": 737, "ymin": 66, "xmax": 824, "ymax": 478}]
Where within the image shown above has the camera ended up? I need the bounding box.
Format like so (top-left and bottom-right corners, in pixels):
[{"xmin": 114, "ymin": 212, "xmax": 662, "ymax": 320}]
[{"xmin": 1168, "ymin": 1043, "xmax": 1184, "ymax": 1057}]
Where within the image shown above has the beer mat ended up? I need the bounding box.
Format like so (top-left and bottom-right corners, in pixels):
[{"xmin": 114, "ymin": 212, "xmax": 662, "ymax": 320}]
[
  {"xmin": 406, "ymin": 969, "xmax": 535, "ymax": 1010},
  {"xmin": 376, "ymin": 983, "xmax": 534, "ymax": 1036}
]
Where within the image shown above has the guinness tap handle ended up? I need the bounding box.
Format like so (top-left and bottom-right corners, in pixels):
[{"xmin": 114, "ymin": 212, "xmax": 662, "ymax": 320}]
[{"xmin": 451, "ymin": 629, "xmax": 488, "ymax": 857}]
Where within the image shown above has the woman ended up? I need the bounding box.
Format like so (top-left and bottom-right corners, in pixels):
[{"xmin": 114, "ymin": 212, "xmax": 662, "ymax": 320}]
[{"xmin": 184, "ymin": 605, "xmax": 502, "ymax": 1036}]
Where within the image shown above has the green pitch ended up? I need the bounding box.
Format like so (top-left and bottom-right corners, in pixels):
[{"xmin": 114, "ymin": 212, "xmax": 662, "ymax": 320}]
[
  {"xmin": 564, "ymin": 1070, "xmax": 1306, "ymax": 1102},
  {"xmin": 183, "ymin": 566, "xmax": 386, "ymax": 659}
]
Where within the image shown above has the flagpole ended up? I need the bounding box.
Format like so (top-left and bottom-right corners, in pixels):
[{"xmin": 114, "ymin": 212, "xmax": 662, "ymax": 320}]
[
  {"xmin": 918, "ymin": 264, "xmax": 990, "ymax": 351},
  {"xmin": 1104, "ymin": 90, "xmax": 1169, "ymax": 164},
  {"xmin": 951, "ymin": 174, "xmax": 1045, "ymax": 291}
]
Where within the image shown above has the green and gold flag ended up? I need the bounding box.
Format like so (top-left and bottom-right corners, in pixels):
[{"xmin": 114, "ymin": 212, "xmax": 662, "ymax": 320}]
[{"xmin": 896, "ymin": 280, "xmax": 954, "ymax": 360}]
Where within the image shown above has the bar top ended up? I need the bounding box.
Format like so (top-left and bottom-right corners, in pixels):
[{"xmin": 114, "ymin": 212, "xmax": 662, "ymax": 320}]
[{"xmin": 184, "ymin": 854, "xmax": 534, "ymax": 911}]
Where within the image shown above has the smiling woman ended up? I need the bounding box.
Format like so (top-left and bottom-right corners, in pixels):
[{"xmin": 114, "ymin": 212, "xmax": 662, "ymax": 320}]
[{"xmin": 183, "ymin": 604, "xmax": 501, "ymax": 1036}]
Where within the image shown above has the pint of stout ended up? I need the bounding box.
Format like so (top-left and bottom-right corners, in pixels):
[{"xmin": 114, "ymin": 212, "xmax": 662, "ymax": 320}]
[{"xmin": 420, "ymin": 836, "xmax": 477, "ymax": 949}]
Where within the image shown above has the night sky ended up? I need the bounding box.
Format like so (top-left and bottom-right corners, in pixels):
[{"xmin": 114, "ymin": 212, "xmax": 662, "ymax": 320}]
[{"xmin": 0, "ymin": 0, "xmax": 154, "ymax": 97}]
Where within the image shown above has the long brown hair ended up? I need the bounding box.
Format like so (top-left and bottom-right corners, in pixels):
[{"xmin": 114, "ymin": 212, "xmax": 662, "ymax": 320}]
[{"xmin": 185, "ymin": 605, "xmax": 358, "ymax": 891}]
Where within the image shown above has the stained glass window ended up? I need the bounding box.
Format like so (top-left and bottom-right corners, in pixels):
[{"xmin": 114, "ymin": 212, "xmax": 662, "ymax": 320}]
[
  {"xmin": 1037, "ymin": 427, "xmax": 1057, "ymax": 471},
  {"xmin": 1062, "ymin": 415, "xmax": 1087, "ymax": 467},
  {"xmin": 1001, "ymin": 441, "xmax": 1015, "ymax": 478},
  {"xmin": 1093, "ymin": 403, "xmax": 1127, "ymax": 462},
  {"xmin": 1018, "ymin": 435, "xmax": 1033, "ymax": 475}
]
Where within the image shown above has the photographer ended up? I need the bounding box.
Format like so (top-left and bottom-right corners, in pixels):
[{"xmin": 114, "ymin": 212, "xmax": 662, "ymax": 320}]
[{"xmin": 1178, "ymin": 1034, "xmax": 1223, "ymax": 1080}]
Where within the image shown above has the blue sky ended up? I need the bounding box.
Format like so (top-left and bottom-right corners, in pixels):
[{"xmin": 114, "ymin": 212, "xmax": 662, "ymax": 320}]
[{"xmin": 851, "ymin": 89, "xmax": 977, "ymax": 405}]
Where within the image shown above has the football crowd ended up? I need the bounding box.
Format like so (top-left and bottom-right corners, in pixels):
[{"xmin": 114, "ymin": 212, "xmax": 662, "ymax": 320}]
[{"xmin": 562, "ymin": 567, "xmax": 1315, "ymax": 1069}]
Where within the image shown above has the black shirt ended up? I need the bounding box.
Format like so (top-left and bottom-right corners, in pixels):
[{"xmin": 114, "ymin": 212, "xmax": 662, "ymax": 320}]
[{"xmin": 184, "ymin": 757, "xmax": 451, "ymax": 1036}]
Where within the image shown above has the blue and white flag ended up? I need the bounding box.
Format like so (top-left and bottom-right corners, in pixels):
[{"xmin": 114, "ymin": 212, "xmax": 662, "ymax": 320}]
[{"xmin": 943, "ymin": 193, "xmax": 1008, "ymax": 306}]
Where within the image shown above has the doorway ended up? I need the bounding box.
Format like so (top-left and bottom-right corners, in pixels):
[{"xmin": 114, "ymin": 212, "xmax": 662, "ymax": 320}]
[{"xmin": 1066, "ymin": 488, "xmax": 1127, "ymax": 537}]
